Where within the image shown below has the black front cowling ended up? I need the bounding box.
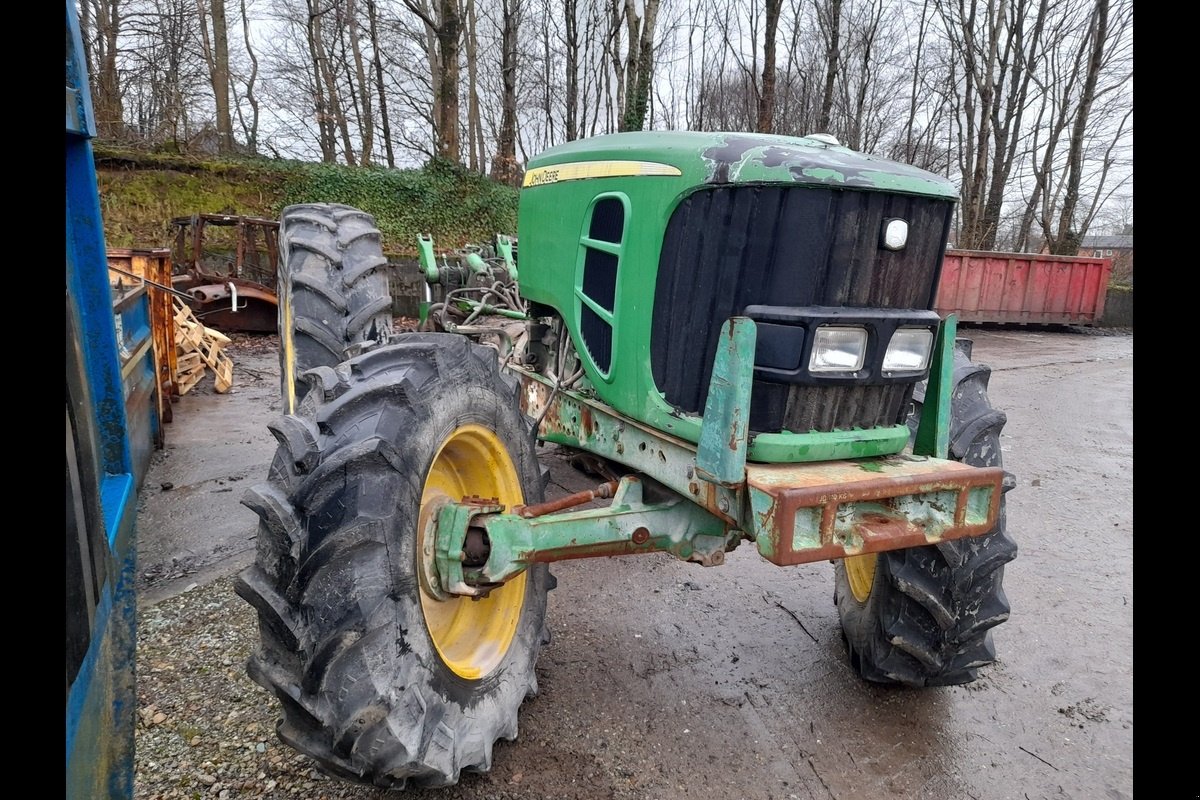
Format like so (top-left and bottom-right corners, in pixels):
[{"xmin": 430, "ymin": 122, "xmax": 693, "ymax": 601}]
[{"xmin": 649, "ymin": 184, "xmax": 953, "ymax": 434}]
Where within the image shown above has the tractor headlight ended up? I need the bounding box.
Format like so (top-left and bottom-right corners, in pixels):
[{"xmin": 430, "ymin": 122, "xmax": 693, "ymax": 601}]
[
  {"xmin": 883, "ymin": 327, "xmax": 934, "ymax": 372},
  {"xmin": 881, "ymin": 218, "xmax": 908, "ymax": 250},
  {"xmin": 809, "ymin": 326, "xmax": 868, "ymax": 373}
]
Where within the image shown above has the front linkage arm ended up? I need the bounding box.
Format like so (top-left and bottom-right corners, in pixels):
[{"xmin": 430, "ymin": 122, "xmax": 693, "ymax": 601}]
[{"xmin": 426, "ymin": 475, "xmax": 734, "ymax": 598}]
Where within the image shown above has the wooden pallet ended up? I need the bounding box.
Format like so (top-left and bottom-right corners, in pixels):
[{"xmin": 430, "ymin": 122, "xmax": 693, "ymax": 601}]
[{"xmin": 172, "ymin": 299, "xmax": 235, "ymax": 394}]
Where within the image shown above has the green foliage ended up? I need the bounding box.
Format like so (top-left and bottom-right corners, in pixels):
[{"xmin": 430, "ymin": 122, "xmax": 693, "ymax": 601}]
[
  {"xmin": 280, "ymin": 160, "xmax": 518, "ymax": 254},
  {"xmin": 94, "ymin": 145, "xmax": 519, "ymax": 255}
]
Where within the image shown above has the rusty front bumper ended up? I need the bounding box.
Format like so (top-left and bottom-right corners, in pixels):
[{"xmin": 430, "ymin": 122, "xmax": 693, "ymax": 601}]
[{"xmin": 745, "ymin": 455, "xmax": 1004, "ymax": 566}]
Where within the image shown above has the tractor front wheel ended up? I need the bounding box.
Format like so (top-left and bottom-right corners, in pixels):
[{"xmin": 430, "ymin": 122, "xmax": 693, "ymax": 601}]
[
  {"xmin": 237, "ymin": 334, "xmax": 552, "ymax": 788},
  {"xmin": 833, "ymin": 346, "xmax": 1017, "ymax": 687}
]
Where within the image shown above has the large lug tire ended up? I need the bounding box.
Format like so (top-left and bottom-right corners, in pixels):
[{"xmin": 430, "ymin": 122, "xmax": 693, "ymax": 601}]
[
  {"xmin": 833, "ymin": 346, "xmax": 1018, "ymax": 687},
  {"xmin": 236, "ymin": 334, "xmax": 553, "ymax": 788},
  {"xmin": 277, "ymin": 203, "xmax": 394, "ymax": 412}
]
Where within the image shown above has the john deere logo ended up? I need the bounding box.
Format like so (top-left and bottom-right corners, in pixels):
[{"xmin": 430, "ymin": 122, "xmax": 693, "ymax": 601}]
[{"xmin": 523, "ymin": 160, "xmax": 682, "ymax": 188}]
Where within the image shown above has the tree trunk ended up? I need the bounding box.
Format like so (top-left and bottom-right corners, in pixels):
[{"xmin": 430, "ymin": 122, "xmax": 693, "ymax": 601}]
[
  {"xmin": 817, "ymin": 0, "xmax": 842, "ymax": 133},
  {"xmin": 210, "ymin": 0, "xmax": 234, "ymax": 151},
  {"xmin": 620, "ymin": 0, "xmax": 640, "ymax": 128},
  {"xmin": 238, "ymin": 0, "xmax": 260, "ymax": 154},
  {"xmin": 347, "ymin": 0, "xmax": 375, "ymax": 165},
  {"xmin": 902, "ymin": 0, "xmax": 931, "ymax": 162},
  {"xmin": 466, "ymin": 0, "xmax": 481, "ymax": 171},
  {"xmin": 940, "ymin": 0, "xmax": 1002, "ymax": 249},
  {"xmin": 541, "ymin": 9, "xmax": 555, "ymax": 146},
  {"xmin": 426, "ymin": 19, "xmax": 441, "ymax": 139},
  {"xmin": 307, "ymin": 0, "xmax": 337, "ymax": 162},
  {"xmin": 366, "ymin": 0, "xmax": 396, "ymax": 167},
  {"xmin": 1050, "ymin": 0, "xmax": 1109, "ymax": 255},
  {"xmin": 609, "ymin": 0, "xmax": 625, "ymax": 131},
  {"xmin": 316, "ymin": 8, "xmax": 356, "ymax": 164},
  {"xmin": 621, "ymin": 0, "xmax": 659, "ymax": 132},
  {"xmin": 565, "ymin": 0, "xmax": 580, "ymax": 141},
  {"xmin": 91, "ymin": 0, "xmax": 124, "ymax": 138},
  {"xmin": 757, "ymin": 0, "xmax": 782, "ymax": 133},
  {"xmin": 979, "ymin": 0, "xmax": 1048, "ymax": 249},
  {"xmin": 491, "ymin": 0, "xmax": 521, "ymax": 185},
  {"xmin": 434, "ymin": 0, "xmax": 462, "ymax": 162}
]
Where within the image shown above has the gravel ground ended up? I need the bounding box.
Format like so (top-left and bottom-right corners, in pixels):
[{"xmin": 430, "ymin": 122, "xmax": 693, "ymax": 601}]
[
  {"xmin": 135, "ymin": 576, "xmax": 334, "ymax": 800},
  {"xmin": 136, "ymin": 575, "xmax": 575, "ymax": 800}
]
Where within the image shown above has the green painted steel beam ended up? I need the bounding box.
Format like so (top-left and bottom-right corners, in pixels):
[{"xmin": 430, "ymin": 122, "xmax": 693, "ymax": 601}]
[
  {"xmin": 496, "ymin": 234, "xmax": 517, "ymax": 281},
  {"xmin": 914, "ymin": 315, "xmax": 956, "ymax": 459},
  {"xmin": 515, "ymin": 367, "xmax": 741, "ymax": 524},
  {"xmin": 417, "ymin": 234, "xmax": 439, "ymax": 283},
  {"xmin": 695, "ymin": 317, "xmax": 755, "ymax": 486},
  {"xmin": 433, "ymin": 476, "xmax": 733, "ymax": 594}
]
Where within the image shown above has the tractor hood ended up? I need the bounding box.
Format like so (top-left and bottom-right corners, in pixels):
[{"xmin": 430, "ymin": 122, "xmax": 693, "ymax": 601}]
[{"xmin": 524, "ymin": 131, "xmax": 958, "ymax": 200}]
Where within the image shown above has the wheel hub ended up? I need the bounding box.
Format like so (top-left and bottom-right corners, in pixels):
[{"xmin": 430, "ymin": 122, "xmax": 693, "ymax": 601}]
[{"xmin": 416, "ymin": 425, "xmax": 528, "ymax": 680}]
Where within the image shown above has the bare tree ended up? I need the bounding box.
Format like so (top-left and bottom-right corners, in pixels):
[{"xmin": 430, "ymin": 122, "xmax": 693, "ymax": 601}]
[
  {"xmin": 934, "ymin": 0, "xmax": 1055, "ymax": 249},
  {"xmin": 757, "ymin": 0, "xmax": 782, "ymax": 132},
  {"xmin": 1017, "ymin": 0, "xmax": 1130, "ymax": 253},
  {"xmin": 492, "ymin": 0, "xmax": 522, "ymax": 184},
  {"xmin": 366, "ymin": 0, "xmax": 397, "ymax": 167},
  {"xmin": 1048, "ymin": 0, "xmax": 1109, "ymax": 253},
  {"xmin": 236, "ymin": 0, "xmax": 260, "ymax": 153},
  {"xmin": 343, "ymin": 0, "xmax": 375, "ymax": 164},
  {"xmin": 403, "ymin": 0, "xmax": 464, "ymax": 162},
  {"xmin": 302, "ymin": 0, "xmax": 337, "ymax": 160},
  {"xmin": 120, "ymin": 0, "xmax": 212, "ymax": 145},
  {"xmin": 81, "ymin": 0, "xmax": 126, "ymax": 138},
  {"xmin": 195, "ymin": 0, "xmax": 236, "ymax": 151},
  {"xmin": 466, "ymin": 0, "xmax": 482, "ymax": 170},
  {"xmin": 816, "ymin": 0, "xmax": 842, "ymax": 132},
  {"xmin": 564, "ymin": 0, "xmax": 580, "ymax": 140},
  {"xmin": 620, "ymin": 0, "xmax": 661, "ymax": 131}
]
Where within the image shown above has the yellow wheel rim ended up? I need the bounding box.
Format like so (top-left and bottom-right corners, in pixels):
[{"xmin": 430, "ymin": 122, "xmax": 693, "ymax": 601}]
[
  {"xmin": 417, "ymin": 425, "xmax": 527, "ymax": 680},
  {"xmin": 845, "ymin": 553, "xmax": 878, "ymax": 604}
]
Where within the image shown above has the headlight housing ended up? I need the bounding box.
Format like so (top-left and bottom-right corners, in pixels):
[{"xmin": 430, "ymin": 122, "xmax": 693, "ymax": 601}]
[
  {"xmin": 809, "ymin": 326, "xmax": 868, "ymax": 373},
  {"xmin": 881, "ymin": 218, "xmax": 908, "ymax": 250},
  {"xmin": 882, "ymin": 327, "xmax": 934, "ymax": 372}
]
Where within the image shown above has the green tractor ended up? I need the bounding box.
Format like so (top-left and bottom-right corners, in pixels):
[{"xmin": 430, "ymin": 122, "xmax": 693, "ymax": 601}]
[{"xmin": 237, "ymin": 131, "xmax": 1016, "ymax": 789}]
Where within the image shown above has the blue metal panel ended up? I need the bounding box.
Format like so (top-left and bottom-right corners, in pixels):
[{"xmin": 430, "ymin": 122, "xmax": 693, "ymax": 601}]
[
  {"xmin": 66, "ymin": 143, "xmax": 133, "ymax": 479},
  {"xmin": 65, "ymin": 3, "xmax": 95, "ymax": 138},
  {"xmin": 66, "ymin": 0, "xmax": 138, "ymax": 797},
  {"xmin": 114, "ymin": 285, "xmax": 160, "ymax": 488}
]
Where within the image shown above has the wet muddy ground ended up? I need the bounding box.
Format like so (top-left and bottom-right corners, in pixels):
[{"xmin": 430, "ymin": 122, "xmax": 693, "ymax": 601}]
[{"xmin": 135, "ymin": 327, "xmax": 1132, "ymax": 799}]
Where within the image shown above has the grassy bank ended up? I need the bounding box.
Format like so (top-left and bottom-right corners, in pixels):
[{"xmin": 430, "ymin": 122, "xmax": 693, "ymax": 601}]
[{"xmin": 94, "ymin": 146, "xmax": 519, "ymax": 256}]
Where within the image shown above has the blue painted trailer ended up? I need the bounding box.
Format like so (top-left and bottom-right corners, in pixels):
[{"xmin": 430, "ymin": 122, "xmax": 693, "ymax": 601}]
[{"xmin": 66, "ymin": 0, "xmax": 155, "ymax": 795}]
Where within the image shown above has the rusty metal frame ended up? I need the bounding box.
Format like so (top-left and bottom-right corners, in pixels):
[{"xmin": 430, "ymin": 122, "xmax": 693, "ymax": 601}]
[
  {"xmin": 169, "ymin": 212, "xmax": 279, "ymax": 281},
  {"xmin": 745, "ymin": 459, "xmax": 1003, "ymax": 566},
  {"xmin": 503, "ymin": 365, "xmax": 1005, "ymax": 577},
  {"xmin": 169, "ymin": 213, "xmax": 281, "ymax": 332},
  {"xmin": 107, "ymin": 247, "xmax": 176, "ymax": 422}
]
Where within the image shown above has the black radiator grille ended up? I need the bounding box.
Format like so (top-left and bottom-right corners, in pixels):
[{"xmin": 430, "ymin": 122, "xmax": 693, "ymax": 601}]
[{"xmin": 649, "ymin": 185, "xmax": 954, "ymax": 433}]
